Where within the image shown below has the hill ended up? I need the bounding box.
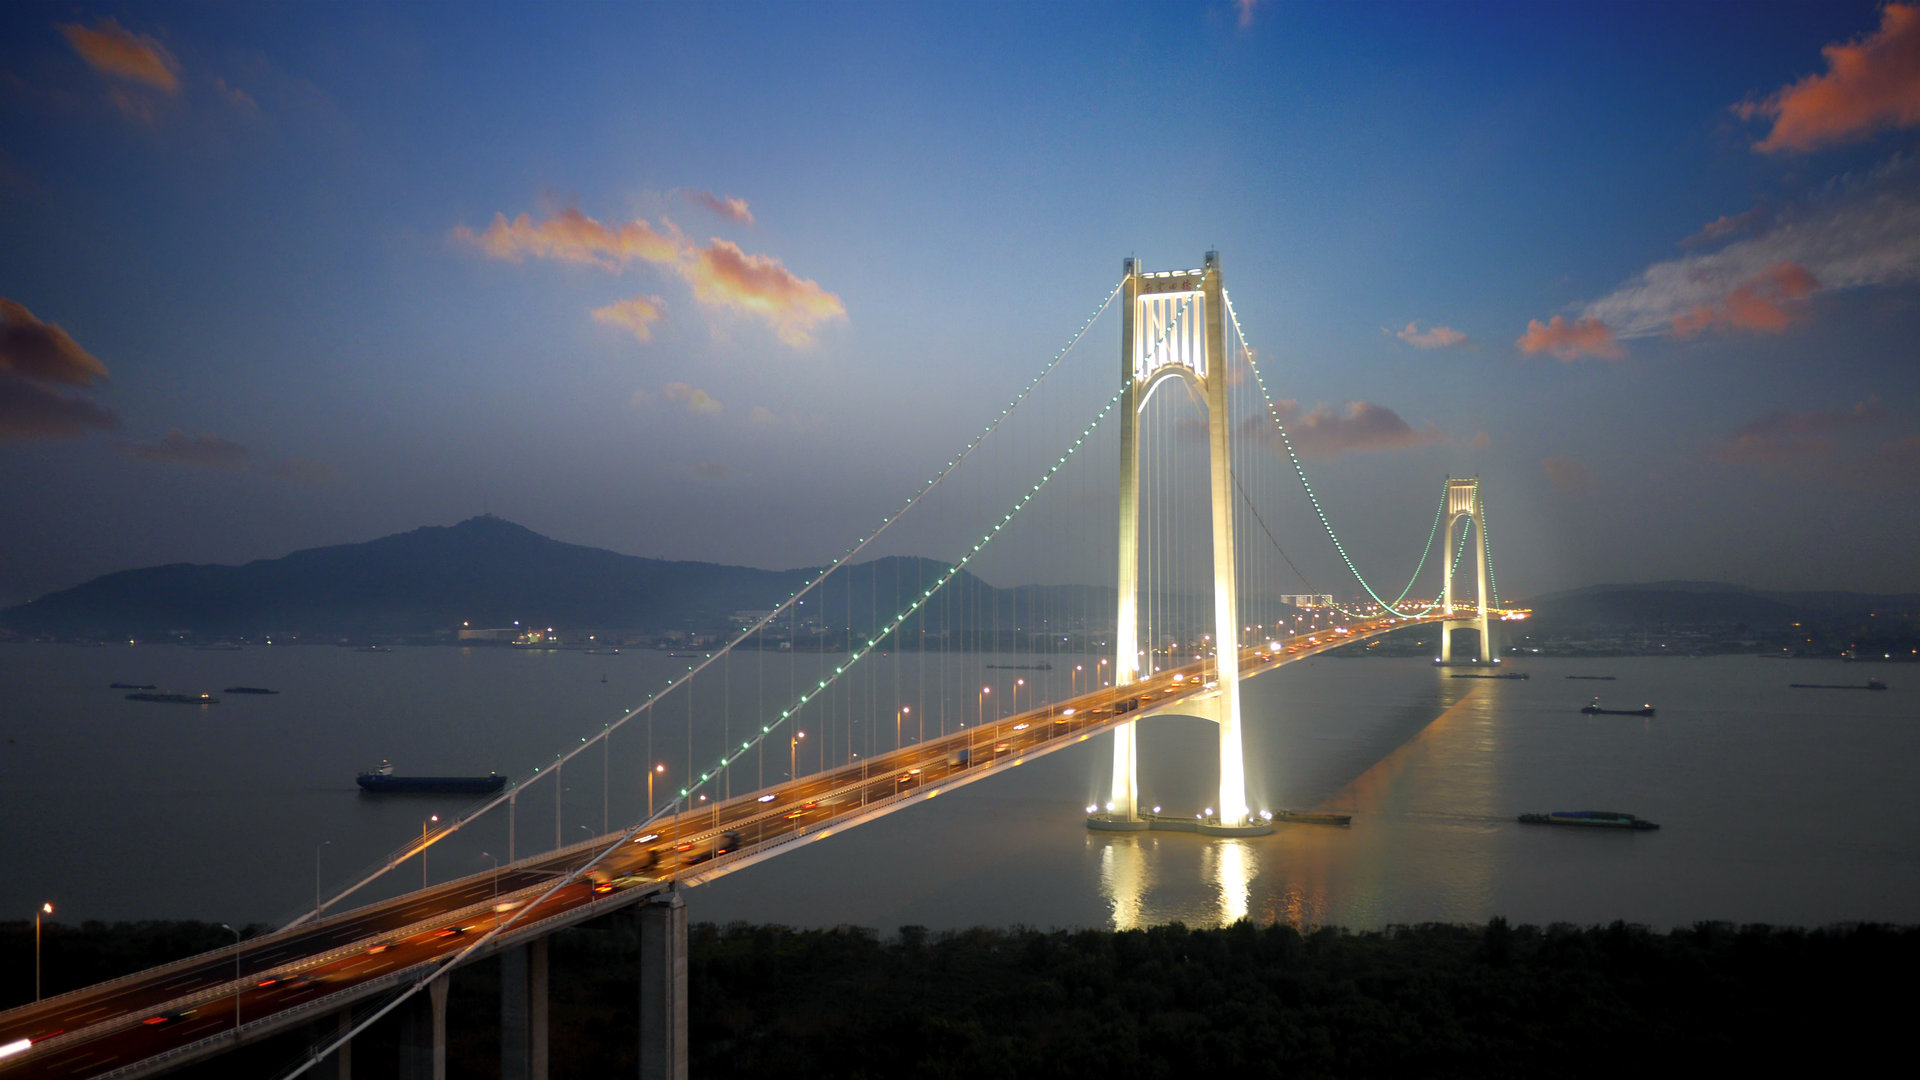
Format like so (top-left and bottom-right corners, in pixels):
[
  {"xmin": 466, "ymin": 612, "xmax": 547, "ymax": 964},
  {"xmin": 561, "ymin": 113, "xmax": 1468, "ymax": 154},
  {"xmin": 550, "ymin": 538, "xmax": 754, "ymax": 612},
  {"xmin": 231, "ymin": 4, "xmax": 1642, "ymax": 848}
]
[{"xmin": 0, "ymin": 516, "xmax": 817, "ymax": 640}]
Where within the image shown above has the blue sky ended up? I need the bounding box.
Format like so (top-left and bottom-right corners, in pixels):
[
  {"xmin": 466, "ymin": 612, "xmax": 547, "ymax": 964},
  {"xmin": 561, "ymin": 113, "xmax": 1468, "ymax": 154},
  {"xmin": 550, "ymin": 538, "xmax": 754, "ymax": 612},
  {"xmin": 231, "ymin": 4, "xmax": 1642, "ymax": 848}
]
[{"xmin": 3, "ymin": 0, "xmax": 1917, "ymax": 604}]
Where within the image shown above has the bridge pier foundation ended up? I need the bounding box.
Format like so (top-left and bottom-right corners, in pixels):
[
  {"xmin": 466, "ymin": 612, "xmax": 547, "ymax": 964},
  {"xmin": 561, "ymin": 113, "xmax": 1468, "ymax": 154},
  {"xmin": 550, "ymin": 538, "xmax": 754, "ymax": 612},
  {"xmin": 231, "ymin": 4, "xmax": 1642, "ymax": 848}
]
[
  {"xmin": 639, "ymin": 890, "xmax": 688, "ymax": 1080},
  {"xmin": 500, "ymin": 938, "xmax": 550, "ymax": 1080},
  {"xmin": 325, "ymin": 1007, "xmax": 352, "ymax": 1079},
  {"xmin": 397, "ymin": 973, "xmax": 449, "ymax": 1080}
]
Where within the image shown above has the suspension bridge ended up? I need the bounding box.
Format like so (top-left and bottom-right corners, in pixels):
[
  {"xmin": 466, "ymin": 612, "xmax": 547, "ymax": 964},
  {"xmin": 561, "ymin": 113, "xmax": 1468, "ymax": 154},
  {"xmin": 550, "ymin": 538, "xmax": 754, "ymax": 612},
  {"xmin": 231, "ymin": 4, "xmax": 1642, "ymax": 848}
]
[{"xmin": 0, "ymin": 254, "xmax": 1522, "ymax": 1079}]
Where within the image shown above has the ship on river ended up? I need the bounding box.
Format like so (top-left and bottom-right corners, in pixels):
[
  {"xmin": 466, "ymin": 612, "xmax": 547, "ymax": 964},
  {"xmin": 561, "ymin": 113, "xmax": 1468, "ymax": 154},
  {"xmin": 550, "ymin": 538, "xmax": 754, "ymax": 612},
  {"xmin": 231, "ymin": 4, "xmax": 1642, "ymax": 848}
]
[{"xmin": 356, "ymin": 760, "xmax": 506, "ymax": 794}]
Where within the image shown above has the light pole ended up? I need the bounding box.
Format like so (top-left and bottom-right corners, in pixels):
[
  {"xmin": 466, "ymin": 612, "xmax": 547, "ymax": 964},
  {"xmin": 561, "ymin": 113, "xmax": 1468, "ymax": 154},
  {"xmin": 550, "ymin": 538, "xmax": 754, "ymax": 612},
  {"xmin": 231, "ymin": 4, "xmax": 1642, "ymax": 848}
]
[
  {"xmin": 978, "ymin": 686, "xmax": 990, "ymax": 727},
  {"xmin": 34, "ymin": 902, "xmax": 51, "ymax": 1002},
  {"xmin": 1073, "ymin": 664, "xmax": 1083, "ymax": 695},
  {"xmin": 649, "ymin": 763, "xmax": 665, "ymax": 811},
  {"xmin": 218, "ymin": 923, "xmax": 240, "ymax": 1038},
  {"xmin": 789, "ymin": 731, "xmax": 806, "ymax": 780},
  {"xmin": 421, "ymin": 814, "xmax": 438, "ymax": 889},
  {"xmin": 1014, "ymin": 678, "xmax": 1025, "ymax": 715},
  {"xmin": 314, "ymin": 840, "xmax": 331, "ymax": 910},
  {"xmin": 480, "ymin": 852, "xmax": 499, "ymax": 903},
  {"xmin": 896, "ymin": 707, "xmax": 909, "ymax": 751}
]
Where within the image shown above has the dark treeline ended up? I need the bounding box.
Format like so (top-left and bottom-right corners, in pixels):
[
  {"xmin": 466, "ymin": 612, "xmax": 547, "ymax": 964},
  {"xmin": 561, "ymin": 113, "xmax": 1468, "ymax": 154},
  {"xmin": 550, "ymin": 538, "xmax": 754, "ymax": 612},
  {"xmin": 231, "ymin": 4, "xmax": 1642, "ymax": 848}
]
[{"xmin": 5, "ymin": 917, "xmax": 1915, "ymax": 1077}]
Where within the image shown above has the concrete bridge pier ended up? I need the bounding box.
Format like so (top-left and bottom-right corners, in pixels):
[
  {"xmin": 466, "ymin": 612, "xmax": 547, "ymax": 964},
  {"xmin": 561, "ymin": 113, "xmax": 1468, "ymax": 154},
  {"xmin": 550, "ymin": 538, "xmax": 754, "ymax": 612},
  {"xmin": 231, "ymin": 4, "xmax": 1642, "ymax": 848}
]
[
  {"xmin": 321, "ymin": 1008, "xmax": 352, "ymax": 1079},
  {"xmin": 500, "ymin": 938, "xmax": 550, "ymax": 1080},
  {"xmin": 639, "ymin": 891, "xmax": 688, "ymax": 1080},
  {"xmin": 397, "ymin": 974, "xmax": 449, "ymax": 1080}
]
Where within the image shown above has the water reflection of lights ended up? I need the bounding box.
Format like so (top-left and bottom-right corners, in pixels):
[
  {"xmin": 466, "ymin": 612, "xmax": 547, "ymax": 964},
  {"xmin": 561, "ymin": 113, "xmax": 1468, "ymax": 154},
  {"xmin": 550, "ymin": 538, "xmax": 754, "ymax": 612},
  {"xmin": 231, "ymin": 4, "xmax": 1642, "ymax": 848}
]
[
  {"xmin": 1204, "ymin": 840, "xmax": 1255, "ymax": 924},
  {"xmin": 1098, "ymin": 837, "xmax": 1153, "ymax": 930}
]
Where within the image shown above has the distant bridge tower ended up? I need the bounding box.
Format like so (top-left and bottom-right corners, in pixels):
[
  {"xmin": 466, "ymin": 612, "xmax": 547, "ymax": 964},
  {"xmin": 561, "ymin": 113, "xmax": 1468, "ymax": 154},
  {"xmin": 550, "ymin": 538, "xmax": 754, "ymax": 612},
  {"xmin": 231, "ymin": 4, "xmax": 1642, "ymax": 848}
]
[
  {"xmin": 1105, "ymin": 252, "xmax": 1259, "ymax": 832},
  {"xmin": 1438, "ymin": 476, "xmax": 1495, "ymax": 664}
]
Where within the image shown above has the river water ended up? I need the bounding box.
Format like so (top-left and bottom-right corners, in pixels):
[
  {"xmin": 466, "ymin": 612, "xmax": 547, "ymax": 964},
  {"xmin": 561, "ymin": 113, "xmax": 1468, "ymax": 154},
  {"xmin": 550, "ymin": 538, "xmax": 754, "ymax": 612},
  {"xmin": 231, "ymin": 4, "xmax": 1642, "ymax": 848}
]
[{"xmin": 2, "ymin": 644, "xmax": 1913, "ymax": 932}]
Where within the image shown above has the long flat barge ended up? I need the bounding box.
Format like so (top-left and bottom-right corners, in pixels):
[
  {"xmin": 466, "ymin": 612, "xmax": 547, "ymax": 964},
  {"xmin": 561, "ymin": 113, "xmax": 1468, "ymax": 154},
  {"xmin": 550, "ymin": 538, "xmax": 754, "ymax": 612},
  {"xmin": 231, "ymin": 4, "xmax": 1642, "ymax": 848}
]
[
  {"xmin": 1519, "ymin": 811, "xmax": 1659, "ymax": 830},
  {"xmin": 125, "ymin": 691, "xmax": 218, "ymax": 704},
  {"xmin": 1790, "ymin": 680, "xmax": 1887, "ymax": 691},
  {"xmin": 356, "ymin": 762, "xmax": 505, "ymax": 794}
]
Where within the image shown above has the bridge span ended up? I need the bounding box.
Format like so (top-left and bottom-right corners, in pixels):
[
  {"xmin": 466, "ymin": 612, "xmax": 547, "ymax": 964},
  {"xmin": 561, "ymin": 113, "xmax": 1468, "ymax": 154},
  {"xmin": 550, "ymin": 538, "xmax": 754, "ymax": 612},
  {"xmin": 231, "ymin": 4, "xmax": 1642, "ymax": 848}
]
[{"xmin": 0, "ymin": 612, "xmax": 1471, "ymax": 1079}]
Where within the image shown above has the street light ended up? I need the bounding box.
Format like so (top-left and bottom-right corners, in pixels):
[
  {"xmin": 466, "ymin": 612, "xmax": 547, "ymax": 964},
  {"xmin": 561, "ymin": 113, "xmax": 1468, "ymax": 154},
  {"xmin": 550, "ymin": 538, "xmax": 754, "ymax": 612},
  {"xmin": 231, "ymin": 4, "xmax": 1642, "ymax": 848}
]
[
  {"xmin": 789, "ymin": 731, "xmax": 806, "ymax": 780},
  {"xmin": 897, "ymin": 706, "xmax": 909, "ymax": 751},
  {"xmin": 314, "ymin": 840, "xmax": 332, "ymax": 910},
  {"xmin": 421, "ymin": 814, "xmax": 438, "ymax": 889},
  {"xmin": 34, "ymin": 903, "xmax": 51, "ymax": 1002},
  {"xmin": 649, "ymin": 763, "xmax": 665, "ymax": 811},
  {"xmin": 978, "ymin": 686, "xmax": 990, "ymax": 727},
  {"xmin": 480, "ymin": 851, "xmax": 499, "ymax": 903},
  {"xmin": 218, "ymin": 923, "xmax": 241, "ymax": 1038}
]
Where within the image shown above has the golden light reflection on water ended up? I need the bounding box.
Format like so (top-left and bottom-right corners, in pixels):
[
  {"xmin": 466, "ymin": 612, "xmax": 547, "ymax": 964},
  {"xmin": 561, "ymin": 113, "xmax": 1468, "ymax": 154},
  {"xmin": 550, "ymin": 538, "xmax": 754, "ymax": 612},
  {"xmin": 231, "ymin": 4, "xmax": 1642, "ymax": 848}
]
[
  {"xmin": 1098, "ymin": 835, "xmax": 1153, "ymax": 929},
  {"xmin": 1204, "ymin": 838, "xmax": 1255, "ymax": 924}
]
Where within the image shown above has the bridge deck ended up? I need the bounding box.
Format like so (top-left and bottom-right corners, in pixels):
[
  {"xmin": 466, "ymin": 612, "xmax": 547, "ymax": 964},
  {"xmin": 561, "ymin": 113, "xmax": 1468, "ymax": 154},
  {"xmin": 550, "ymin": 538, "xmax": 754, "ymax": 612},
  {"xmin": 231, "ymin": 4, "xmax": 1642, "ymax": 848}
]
[{"xmin": 0, "ymin": 613, "xmax": 1451, "ymax": 1078}]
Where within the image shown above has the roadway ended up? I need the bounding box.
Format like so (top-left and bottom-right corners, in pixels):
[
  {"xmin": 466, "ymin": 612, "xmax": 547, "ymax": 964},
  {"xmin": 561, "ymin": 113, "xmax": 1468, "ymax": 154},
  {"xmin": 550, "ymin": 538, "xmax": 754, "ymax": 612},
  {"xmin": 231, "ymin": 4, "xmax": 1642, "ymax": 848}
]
[{"xmin": 0, "ymin": 610, "xmax": 1457, "ymax": 1078}]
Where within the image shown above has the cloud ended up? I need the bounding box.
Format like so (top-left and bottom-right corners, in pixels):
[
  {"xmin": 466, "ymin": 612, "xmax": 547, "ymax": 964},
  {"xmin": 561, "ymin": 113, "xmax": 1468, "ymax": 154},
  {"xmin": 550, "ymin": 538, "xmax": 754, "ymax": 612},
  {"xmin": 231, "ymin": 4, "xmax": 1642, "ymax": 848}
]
[
  {"xmin": 455, "ymin": 203, "xmax": 845, "ymax": 345},
  {"xmin": 1249, "ymin": 400, "xmax": 1446, "ymax": 460},
  {"xmin": 1679, "ymin": 205, "xmax": 1769, "ymax": 248},
  {"xmin": 749, "ymin": 404, "xmax": 777, "ymax": 425},
  {"xmin": 1515, "ymin": 315, "xmax": 1622, "ymax": 360},
  {"xmin": 1713, "ymin": 398, "xmax": 1885, "ymax": 463},
  {"xmin": 1581, "ymin": 157, "xmax": 1920, "ymax": 339},
  {"xmin": 1468, "ymin": 431, "xmax": 1491, "ymax": 451},
  {"xmin": 122, "ymin": 429, "xmax": 248, "ymax": 469},
  {"xmin": 1236, "ymin": 0, "xmax": 1260, "ymax": 30},
  {"xmin": 213, "ymin": 76, "xmax": 260, "ymax": 116},
  {"xmin": 1394, "ymin": 321, "xmax": 1469, "ymax": 349},
  {"xmin": 682, "ymin": 189, "xmax": 754, "ymax": 226},
  {"xmin": 59, "ymin": 18, "xmax": 179, "ymax": 94},
  {"xmin": 1737, "ymin": 4, "xmax": 1920, "ymax": 153},
  {"xmin": 1542, "ymin": 456, "xmax": 1592, "ymax": 494},
  {"xmin": 265, "ymin": 456, "xmax": 337, "ymax": 486},
  {"xmin": 677, "ymin": 239, "xmax": 847, "ymax": 347},
  {"xmin": 0, "ymin": 376, "xmax": 119, "ymax": 443},
  {"xmin": 634, "ymin": 382, "xmax": 723, "ymax": 416},
  {"xmin": 1671, "ymin": 261, "xmax": 1819, "ymax": 336},
  {"xmin": 453, "ymin": 207, "xmax": 684, "ymax": 271},
  {"xmin": 0, "ymin": 299, "xmax": 110, "ymax": 386},
  {"xmin": 592, "ymin": 295, "xmax": 667, "ymax": 341},
  {"xmin": 685, "ymin": 460, "xmax": 733, "ymax": 480}
]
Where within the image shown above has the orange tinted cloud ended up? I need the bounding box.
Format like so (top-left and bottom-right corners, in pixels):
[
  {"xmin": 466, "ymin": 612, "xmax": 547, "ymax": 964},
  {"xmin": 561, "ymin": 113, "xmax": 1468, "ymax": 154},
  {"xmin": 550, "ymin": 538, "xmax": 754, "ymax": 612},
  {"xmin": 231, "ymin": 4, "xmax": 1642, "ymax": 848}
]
[
  {"xmin": 633, "ymin": 382, "xmax": 723, "ymax": 416},
  {"xmin": 1, "ymin": 299, "xmax": 110, "ymax": 386},
  {"xmin": 678, "ymin": 239, "xmax": 847, "ymax": 347},
  {"xmin": 1516, "ymin": 315, "xmax": 1622, "ymax": 361},
  {"xmin": 1542, "ymin": 457, "xmax": 1592, "ymax": 494},
  {"xmin": 453, "ymin": 208, "xmax": 684, "ymax": 270},
  {"xmin": 1671, "ymin": 261, "xmax": 1818, "ymax": 337},
  {"xmin": 59, "ymin": 18, "xmax": 179, "ymax": 93},
  {"xmin": 1739, "ymin": 4, "xmax": 1920, "ymax": 153},
  {"xmin": 682, "ymin": 189, "xmax": 754, "ymax": 226},
  {"xmin": 1395, "ymin": 321, "xmax": 1468, "ymax": 348},
  {"xmin": 592, "ymin": 295, "xmax": 667, "ymax": 342}
]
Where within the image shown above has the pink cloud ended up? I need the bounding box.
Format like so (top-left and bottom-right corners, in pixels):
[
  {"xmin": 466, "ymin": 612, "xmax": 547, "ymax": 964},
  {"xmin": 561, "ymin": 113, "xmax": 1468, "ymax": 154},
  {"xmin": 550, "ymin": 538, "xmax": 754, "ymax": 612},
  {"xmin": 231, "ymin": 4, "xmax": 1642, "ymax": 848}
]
[
  {"xmin": 1542, "ymin": 456, "xmax": 1592, "ymax": 494},
  {"xmin": 592, "ymin": 295, "xmax": 667, "ymax": 342},
  {"xmin": 633, "ymin": 382, "xmax": 723, "ymax": 416},
  {"xmin": 0, "ymin": 376, "xmax": 119, "ymax": 443},
  {"xmin": 1468, "ymin": 431, "xmax": 1491, "ymax": 451},
  {"xmin": 1671, "ymin": 261, "xmax": 1818, "ymax": 337},
  {"xmin": 453, "ymin": 207, "xmax": 684, "ymax": 270},
  {"xmin": 1678, "ymin": 205, "xmax": 1768, "ymax": 249},
  {"xmin": 59, "ymin": 18, "xmax": 179, "ymax": 93},
  {"xmin": 1251, "ymin": 400, "xmax": 1446, "ymax": 460},
  {"xmin": 1738, "ymin": 4, "xmax": 1920, "ymax": 153},
  {"xmin": 1237, "ymin": 0, "xmax": 1260, "ymax": 30},
  {"xmin": 677, "ymin": 239, "xmax": 847, "ymax": 347},
  {"xmin": 1516, "ymin": 315, "xmax": 1622, "ymax": 361},
  {"xmin": 682, "ymin": 189, "xmax": 754, "ymax": 226},
  {"xmin": 1713, "ymin": 398, "xmax": 1884, "ymax": 463},
  {"xmin": 1395, "ymin": 321, "xmax": 1469, "ymax": 349}
]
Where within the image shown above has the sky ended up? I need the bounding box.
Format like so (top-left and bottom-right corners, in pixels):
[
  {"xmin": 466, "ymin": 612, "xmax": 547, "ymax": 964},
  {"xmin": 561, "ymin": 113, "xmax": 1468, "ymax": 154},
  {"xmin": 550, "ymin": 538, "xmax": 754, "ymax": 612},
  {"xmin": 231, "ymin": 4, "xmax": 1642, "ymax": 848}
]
[{"xmin": 3, "ymin": 0, "xmax": 1919, "ymax": 607}]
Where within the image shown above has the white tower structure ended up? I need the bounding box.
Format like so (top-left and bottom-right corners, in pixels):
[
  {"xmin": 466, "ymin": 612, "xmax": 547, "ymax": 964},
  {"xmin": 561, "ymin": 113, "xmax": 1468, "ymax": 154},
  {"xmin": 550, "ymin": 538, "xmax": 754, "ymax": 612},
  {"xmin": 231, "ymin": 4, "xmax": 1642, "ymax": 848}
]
[
  {"xmin": 1107, "ymin": 252, "xmax": 1254, "ymax": 828},
  {"xmin": 1438, "ymin": 476, "xmax": 1495, "ymax": 664}
]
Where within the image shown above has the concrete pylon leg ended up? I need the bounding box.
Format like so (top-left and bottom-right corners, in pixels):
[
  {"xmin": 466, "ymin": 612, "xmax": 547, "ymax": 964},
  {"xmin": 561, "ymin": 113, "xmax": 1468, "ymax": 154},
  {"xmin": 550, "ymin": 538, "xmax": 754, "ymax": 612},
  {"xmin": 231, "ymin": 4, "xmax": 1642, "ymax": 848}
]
[
  {"xmin": 397, "ymin": 974, "xmax": 449, "ymax": 1080},
  {"xmin": 639, "ymin": 892, "xmax": 688, "ymax": 1080},
  {"xmin": 332, "ymin": 1008, "xmax": 352, "ymax": 1080},
  {"xmin": 501, "ymin": 941, "xmax": 549, "ymax": 1080}
]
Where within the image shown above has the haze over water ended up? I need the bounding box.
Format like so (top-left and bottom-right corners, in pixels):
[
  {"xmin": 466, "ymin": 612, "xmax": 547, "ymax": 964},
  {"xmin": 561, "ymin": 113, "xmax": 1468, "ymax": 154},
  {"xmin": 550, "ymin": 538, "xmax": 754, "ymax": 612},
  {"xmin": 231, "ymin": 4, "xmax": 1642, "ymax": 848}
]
[{"xmin": 2, "ymin": 645, "xmax": 1913, "ymax": 932}]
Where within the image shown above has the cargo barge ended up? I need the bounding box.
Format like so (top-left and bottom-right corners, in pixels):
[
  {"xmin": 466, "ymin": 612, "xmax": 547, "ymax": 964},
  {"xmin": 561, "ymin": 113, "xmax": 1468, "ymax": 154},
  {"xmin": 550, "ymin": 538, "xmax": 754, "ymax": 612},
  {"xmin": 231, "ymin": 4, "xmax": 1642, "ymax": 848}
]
[
  {"xmin": 356, "ymin": 761, "xmax": 506, "ymax": 794},
  {"xmin": 1519, "ymin": 810, "xmax": 1659, "ymax": 830}
]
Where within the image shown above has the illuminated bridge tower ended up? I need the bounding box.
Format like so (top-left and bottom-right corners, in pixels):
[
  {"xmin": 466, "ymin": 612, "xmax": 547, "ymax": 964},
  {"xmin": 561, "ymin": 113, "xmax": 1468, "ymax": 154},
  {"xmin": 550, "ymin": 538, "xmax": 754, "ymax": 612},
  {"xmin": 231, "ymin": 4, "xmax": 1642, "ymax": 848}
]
[
  {"xmin": 1102, "ymin": 252, "xmax": 1263, "ymax": 834},
  {"xmin": 1438, "ymin": 476, "xmax": 1495, "ymax": 665}
]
